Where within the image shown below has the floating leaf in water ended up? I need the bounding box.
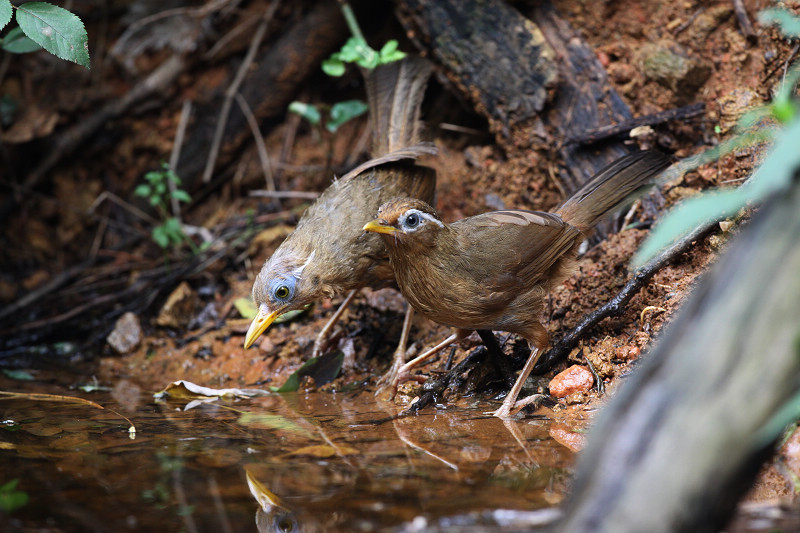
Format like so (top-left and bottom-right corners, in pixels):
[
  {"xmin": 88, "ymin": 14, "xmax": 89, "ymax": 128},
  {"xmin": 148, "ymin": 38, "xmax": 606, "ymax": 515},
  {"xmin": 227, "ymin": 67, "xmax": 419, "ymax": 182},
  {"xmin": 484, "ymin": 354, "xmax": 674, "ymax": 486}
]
[
  {"xmin": 237, "ymin": 413, "xmax": 314, "ymax": 438},
  {"xmin": 22, "ymin": 423, "xmax": 62, "ymax": 437},
  {"xmin": 288, "ymin": 444, "xmax": 359, "ymax": 458},
  {"xmin": 154, "ymin": 380, "xmax": 271, "ymax": 401}
]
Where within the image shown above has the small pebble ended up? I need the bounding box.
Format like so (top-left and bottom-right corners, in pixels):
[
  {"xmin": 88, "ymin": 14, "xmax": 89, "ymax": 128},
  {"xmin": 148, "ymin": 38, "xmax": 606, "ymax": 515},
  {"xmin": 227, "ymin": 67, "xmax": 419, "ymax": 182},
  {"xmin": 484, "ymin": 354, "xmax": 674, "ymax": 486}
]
[
  {"xmin": 549, "ymin": 365, "xmax": 594, "ymax": 398},
  {"xmin": 107, "ymin": 312, "xmax": 143, "ymax": 354}
]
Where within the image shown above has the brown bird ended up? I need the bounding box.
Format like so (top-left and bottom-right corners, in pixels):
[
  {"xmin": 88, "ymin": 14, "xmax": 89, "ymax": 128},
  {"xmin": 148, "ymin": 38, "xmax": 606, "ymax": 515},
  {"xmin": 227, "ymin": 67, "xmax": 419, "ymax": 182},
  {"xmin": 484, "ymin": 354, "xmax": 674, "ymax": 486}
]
[
  {"xmin": 244, "ymin": 56, "xmax": 436, "ymax": 379},
  {"xmin": 363, "ymin": 150, "xmax": 671, "ymax": 417}
]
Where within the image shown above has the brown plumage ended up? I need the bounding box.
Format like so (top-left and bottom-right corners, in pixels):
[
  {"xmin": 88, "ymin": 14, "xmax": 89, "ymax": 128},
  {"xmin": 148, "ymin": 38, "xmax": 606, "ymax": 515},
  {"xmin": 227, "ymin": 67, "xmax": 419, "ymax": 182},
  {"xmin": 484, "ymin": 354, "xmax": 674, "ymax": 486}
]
[
  {"xmin": 363, "ymin": 150, "xmax": 671, "ymax": 417},
  {"xmin": 244, "ymin": 56, "xmax": 436, "ymax": 357}
]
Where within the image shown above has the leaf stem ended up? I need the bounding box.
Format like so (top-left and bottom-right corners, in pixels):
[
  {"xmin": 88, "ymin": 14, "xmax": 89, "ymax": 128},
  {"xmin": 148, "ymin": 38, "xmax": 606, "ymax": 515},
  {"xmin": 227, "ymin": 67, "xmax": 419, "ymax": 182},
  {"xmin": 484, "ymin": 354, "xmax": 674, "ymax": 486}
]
[{"xmin": 339, "ymin": 2, "xmax": 365, "ymax": 43}]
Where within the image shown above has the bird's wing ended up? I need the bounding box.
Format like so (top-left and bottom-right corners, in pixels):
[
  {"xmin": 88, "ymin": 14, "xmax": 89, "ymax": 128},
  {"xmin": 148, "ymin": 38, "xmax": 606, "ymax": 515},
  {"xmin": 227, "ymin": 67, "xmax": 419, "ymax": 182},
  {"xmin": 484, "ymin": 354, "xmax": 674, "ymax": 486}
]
[{"xmin": 455, "ymin": 210, "xmax": 582, "ymax": 291}]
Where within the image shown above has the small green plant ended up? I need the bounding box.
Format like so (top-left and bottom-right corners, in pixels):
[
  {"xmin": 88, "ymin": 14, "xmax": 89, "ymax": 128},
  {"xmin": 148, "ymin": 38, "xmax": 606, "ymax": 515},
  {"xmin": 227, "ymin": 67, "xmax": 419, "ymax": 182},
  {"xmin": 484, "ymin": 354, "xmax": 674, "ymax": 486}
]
[
  {"xmin": 0, "ymin": 1, "xmax": 90, "ymax": 68},
  {"xmin": 134, "ymin": 163, "xmax": 195, "ymax": 252},
  {"xmin": 288, "ymin": 99, "xmax": 369, "ymax": 134},
  {"xmin": 0, "ymin": 479, "xmax": 29, "ymax": 513},
  {"xmin": 288, "ymin": 2, "xmax": 405, "ymax": 134},
  {"xmin": 632, "ymin": 6, "xmax": 800, "ymax": 267}
]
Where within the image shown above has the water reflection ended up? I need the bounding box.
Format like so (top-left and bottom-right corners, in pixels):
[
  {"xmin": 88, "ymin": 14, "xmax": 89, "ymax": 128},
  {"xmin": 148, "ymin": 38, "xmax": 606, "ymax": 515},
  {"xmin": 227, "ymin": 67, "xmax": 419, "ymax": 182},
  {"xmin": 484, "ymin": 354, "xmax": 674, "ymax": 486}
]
[{"xmin": 0, "ymin": 386, "xmax": 580, "ymax": 532}]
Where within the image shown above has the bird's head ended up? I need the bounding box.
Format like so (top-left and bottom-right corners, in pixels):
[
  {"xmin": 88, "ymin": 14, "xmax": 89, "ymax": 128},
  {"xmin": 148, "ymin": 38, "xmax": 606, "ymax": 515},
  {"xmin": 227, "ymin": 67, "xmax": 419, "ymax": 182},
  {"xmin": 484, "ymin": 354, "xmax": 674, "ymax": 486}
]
[
  {"xmin": 362, "ymin": 198, "xmax": 443, "ymax": 249},
  {"xmin": 244, "ymin": 248, "xmax": 318, "ymax": 349}
]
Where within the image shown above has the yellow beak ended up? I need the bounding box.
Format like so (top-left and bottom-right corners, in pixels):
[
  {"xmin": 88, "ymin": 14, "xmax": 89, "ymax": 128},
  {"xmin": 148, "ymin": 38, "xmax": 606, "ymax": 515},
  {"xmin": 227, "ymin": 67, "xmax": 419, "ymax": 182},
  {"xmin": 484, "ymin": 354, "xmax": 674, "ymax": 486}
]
[
  {"xmin": 363, "ymin": 220, "xmax": 398, "ymax": 235},
  {"xmin": 243, "ymin": 304, "xmax": 279, "ymax": 349}
]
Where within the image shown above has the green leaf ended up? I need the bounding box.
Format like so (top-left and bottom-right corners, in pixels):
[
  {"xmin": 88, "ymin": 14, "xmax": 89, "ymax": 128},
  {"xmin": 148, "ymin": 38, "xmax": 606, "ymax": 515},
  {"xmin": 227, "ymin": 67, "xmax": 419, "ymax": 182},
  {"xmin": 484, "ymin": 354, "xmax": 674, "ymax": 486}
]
[
  {"xmin": 0, "ymin": 94, "xmax": 17, "ymax": 126},
  {"xmin": 2, "ymin": 26, "xmax": 41, "ymax": 53},
  {"xmin": 378, "ymin": 40, "xmax": 406, "ymax": 64},
  {"xmin": 743, "ymin": 118, "xmax": 800, "ymax": 198},
  {"xmin": 0, "ymin": 479, "xmax": 29, "ymax": 513},
  {"xmin": 0, "ymin": 0, "xmax": 11, "ymax": 31},
  {"xmin": 15, "ymin": 2, "xmax": 90, "ymax": 68},
  {"xmin": 633, "ymin": 118, "xmax": 800, "ymax": 267},
  {"xmin": 162, "ymin": 218, "xmax": 185, "ymax": 245},
  {"xmin": 336, "ymin": 36, "xmax": 365, "ymax": 62},
  {"xmin": 274, "ymin": 306, "xmax": 310, "ymax": 324},
  {"xmin": 288, "ymin": 101, "xmax": 321, "ymax": 125},
  {"xmin": 334, "ymin": 36, "xmax": 378, "ymax": 69},
  {"xmin": 758, "ymin": 8, "xmax": 800, "ymax": 37},
  {"xmin": 632, "ymin": 189, "xmax": 746, "ymax": 267},
  {"xmin": 152, "ymin": 225, "xmax": 170, "ymax": 249},
  {"xmin": 2, "ymin": 369, "xmax": 35, "ymax": 381},
  {"xmin": 4, "ymin": 33, "xmax": 42, "ymax": 54},
  {"xmin": 234, "ymin": 297, "xmax": 258, "ymax": 319},
  {"xmin": 326, "ymin": 99, "xmax": 368, "ymax": 133},
  {"xmin": 133, "ymin": 184, "xmax": 151, "ymax": 198},
  {"xmin": 171, "ymin": 189, "xmax": 192, "ymax": 203},
  {"xmin": 144, "ymin": 170, "xmax": 160, "ymax": 183},
  {"xmin": 321, "ymin": 57, "xmax": 345, "ymax": 77}
]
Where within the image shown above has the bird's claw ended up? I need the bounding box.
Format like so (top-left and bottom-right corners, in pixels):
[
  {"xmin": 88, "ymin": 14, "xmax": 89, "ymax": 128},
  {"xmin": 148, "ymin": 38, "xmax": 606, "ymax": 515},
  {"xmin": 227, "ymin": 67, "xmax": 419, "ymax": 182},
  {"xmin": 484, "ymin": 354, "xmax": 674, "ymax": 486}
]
[{"xmin": 488, "ymin": 393, "xmax": 547, "ymax": 419}]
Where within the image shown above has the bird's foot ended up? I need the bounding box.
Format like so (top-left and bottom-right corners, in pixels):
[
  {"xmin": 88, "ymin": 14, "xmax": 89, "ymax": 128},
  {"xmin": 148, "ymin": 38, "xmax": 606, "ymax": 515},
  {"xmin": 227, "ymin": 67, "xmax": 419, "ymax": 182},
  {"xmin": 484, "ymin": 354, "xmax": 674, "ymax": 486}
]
[
  {"xmin": 376, "ymin": 361, "xmax": 428, "ymax": 401},
  {"xmin": 489, "ymin": 393, "xmax": 548, "ymax": 419}
]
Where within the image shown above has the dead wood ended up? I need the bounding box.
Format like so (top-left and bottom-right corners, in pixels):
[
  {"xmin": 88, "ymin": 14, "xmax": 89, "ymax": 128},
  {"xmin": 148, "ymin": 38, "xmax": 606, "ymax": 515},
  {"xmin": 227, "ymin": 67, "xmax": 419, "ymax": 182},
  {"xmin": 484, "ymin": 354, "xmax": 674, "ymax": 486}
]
[
  {"xmin": 565, "ymin": 103, "xmax": 706, "ymax": 146},
  {"xmin": 397, "ymin": 0, "xmax": 642, "ymax": 193},
  {"xmin": 396, "ymin": 0, "xmax": 558, "ymax": 135},
  {"xmin": 554, "ymin": 180, "xmax": 800, "ymax": 532},
  {"xmin": 176, "ymin": 1, "xmax": 348, "ymax": 189}
]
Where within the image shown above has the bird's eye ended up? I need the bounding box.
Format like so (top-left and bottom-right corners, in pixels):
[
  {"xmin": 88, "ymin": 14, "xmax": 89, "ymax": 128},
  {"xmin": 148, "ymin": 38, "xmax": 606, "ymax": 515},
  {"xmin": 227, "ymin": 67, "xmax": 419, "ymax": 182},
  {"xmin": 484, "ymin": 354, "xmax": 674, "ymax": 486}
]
[
  {"xmin": 274, "ymin": 285, "xmax": 290, "ymax": 299},
  {"xmin": 404, "ymin": 213, "xmax": 420, "ymax": 228},
  {"xmin": 269, "ymin": 277, "xmax": 296, "ymax": 304}
]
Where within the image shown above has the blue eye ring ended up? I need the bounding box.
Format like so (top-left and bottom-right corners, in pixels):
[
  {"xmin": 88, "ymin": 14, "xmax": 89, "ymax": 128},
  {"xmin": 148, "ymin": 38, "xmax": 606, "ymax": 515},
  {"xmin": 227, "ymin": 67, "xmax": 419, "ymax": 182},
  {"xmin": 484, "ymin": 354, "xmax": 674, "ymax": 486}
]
[{"xmin": 270, "ymin": 278, "xmax": 295, "ymax": 302}]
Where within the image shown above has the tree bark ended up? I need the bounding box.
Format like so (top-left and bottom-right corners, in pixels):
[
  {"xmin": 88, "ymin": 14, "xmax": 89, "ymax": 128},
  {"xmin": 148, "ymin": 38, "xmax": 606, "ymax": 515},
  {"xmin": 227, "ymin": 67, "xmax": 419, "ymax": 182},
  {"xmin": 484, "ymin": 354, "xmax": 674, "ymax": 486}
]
[
  {"xmin": 554, "ymin": 178, "xmax": 800, "ymax": 532},
  {"xmin": 397, "ymin": 0, "xmax": 634, "ymax": 192}
]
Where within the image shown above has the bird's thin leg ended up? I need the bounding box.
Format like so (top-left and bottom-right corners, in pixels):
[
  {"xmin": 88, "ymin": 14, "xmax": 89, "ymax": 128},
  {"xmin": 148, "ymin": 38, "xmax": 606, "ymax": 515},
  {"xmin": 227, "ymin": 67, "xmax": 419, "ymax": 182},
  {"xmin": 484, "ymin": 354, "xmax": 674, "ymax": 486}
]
[
  {"xmin": 491, "ymin": 347, "xmax": 544, "ymax": 419},
  {"xmin": 312, "ymin": 289, "xmax": 358, "ymax": 359},
  {"xmin": 476, "ymin": 330, "xmax": 516, "ymax": 389},
  {"xmin": 377, "ymin": 305, "xmax": 415, "ymax": 390},
  {"xmin": 387, "ymin": 332, "xmax": 459, "ymax": 398}
]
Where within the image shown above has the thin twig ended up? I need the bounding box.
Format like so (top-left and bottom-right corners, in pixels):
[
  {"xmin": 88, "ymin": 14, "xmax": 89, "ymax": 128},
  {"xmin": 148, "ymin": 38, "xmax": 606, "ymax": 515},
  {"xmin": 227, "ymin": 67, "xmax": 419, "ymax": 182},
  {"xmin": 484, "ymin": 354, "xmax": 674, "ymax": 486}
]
[
  {"xmin": 763, "ymin": 43, "xmax": 800, "ymax": 85},
  {"xmin": 732, "ymin": 0, "xmax": 757, "ymax": 42},
  {"xmin": 204, "ymin": 10, "xmax": 258, "ymax": 60},
  {"xmin": 169, "ymin": 99, "xmax": 194, "ymax": 220},
  {"xmin": 673, "ymin": 7, "xmax": 705, "ymax": 35},
  {"xmin": 278, "ymin": 109, "xmax": 302, "ymax": 182},
  {"xmin": 111, "ymin": 0, "xmax": 233, "ymax": 59},
  {"xmin": 89, "ymin": 191, "xmax": 159, "ymax": 226},
  {"xmin": 249, "ymin": 190, "xmax": 320, "ymax": 200},
  {"xmin": 202, "ymin": 1, "xmax": 281, "ymax": 183},
  {"xmin": 234, "ymin": 92, "xmax": 276, "ymax": 194}
]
